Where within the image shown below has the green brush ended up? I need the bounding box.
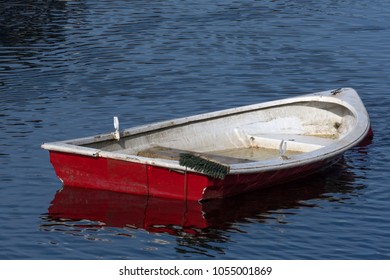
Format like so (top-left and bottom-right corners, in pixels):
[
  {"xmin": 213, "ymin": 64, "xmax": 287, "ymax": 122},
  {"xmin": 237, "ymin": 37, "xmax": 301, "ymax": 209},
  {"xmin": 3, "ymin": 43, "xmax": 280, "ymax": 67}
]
[{"xmin": 179, "ymin": 153, "xmax": 230, "ymax": 179}]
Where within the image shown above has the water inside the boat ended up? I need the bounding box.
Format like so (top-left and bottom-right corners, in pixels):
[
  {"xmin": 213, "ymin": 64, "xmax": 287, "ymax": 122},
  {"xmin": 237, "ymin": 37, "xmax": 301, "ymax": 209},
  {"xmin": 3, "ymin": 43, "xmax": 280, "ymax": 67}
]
[
  {"xmin": 210, "ymin": 146, "xmax": 303, "ymax": 161},
  {"xmin": 94, "ymin": 132, "xmax": 336, "ymax": 163},
  {"xmin": 135, "ymin": 145, "xmax": 303, "ymax": 163}
]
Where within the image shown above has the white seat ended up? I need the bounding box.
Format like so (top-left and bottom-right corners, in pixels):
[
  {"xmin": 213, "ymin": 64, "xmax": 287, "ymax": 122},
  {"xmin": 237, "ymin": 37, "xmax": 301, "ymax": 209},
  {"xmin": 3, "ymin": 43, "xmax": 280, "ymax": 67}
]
[{"xmin": 247, "ymin": 133, "xmax": 336, "ymax": 152}]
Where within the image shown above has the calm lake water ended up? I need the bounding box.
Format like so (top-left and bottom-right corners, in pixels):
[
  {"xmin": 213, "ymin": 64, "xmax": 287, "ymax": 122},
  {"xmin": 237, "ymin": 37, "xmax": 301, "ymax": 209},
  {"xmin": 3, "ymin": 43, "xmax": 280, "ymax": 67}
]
[{"xmin": 1, "ymin": 0, "xmax": 390, "ymax": 259}]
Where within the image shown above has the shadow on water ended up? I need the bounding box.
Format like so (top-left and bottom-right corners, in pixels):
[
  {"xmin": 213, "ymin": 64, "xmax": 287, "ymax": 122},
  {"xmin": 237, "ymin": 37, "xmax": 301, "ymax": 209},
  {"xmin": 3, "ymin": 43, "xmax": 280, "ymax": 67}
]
[
  {"xmin": 0, "ymin": 0, "xmax": 87, "ymax": 99},
  {"xmin": 41, "ymin": 158, "xmax": 362, "ymax": 241},
  {"xmin": 0, "ymin": 0, "xmax": 82, "ymax": 46}
]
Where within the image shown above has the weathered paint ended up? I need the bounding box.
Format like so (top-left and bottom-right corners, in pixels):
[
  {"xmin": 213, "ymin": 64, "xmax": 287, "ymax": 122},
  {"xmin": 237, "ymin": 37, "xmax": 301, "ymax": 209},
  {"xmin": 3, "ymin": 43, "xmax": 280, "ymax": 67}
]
[{"xmin": 50, "ymin": 151, "xmax": 149, "ymax": 196}]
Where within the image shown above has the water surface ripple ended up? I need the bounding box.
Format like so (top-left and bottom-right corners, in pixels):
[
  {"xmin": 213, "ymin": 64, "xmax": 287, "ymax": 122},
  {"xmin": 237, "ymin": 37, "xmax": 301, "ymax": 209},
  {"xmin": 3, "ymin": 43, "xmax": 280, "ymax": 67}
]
[{"xmin": 1, "ymin": 0, "xmax": 390, "ymax": 259}]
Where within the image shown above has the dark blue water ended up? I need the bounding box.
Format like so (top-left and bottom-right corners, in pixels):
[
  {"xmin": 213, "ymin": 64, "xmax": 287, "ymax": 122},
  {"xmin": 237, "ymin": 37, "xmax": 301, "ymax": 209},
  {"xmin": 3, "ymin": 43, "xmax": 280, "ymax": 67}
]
[{"xmin": 1, "ymin": 0, "xmax": 390, "ymax": 259}]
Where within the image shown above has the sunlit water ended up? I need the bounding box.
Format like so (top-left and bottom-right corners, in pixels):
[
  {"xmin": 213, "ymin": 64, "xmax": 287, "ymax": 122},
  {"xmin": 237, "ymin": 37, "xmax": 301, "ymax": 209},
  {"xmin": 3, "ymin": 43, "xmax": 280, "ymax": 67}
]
[{"xmin": 1, "ymin": 0, "xmax": 390, "ymax": 259}]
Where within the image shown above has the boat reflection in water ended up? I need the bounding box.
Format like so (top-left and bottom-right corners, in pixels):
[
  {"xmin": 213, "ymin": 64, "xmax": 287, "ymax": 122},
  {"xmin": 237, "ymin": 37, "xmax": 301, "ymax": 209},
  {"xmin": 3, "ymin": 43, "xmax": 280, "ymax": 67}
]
[{"xmin": 45, "ymin": 159, "xmax": 361, "ymax": 237}]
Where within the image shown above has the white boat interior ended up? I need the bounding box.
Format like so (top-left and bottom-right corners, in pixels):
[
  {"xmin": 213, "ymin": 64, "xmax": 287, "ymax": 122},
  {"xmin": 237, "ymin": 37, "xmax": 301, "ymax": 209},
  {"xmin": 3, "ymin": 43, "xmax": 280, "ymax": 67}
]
[{"xmin": 82, "ymin": 98, "xmax": 355, "ymax": 163}]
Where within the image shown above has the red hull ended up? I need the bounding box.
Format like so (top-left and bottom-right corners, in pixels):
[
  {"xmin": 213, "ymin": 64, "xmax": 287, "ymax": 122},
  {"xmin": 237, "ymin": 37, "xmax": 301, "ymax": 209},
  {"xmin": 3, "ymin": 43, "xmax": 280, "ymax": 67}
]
[{"xmin": 49, "ymin": 151, "xmax": 340, "ymax": 201}]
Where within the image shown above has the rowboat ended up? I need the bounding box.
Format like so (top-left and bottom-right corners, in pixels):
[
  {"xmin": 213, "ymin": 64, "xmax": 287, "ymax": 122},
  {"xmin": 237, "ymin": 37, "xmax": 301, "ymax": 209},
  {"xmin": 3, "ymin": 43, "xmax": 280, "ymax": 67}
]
[{"xmin": 42, "ymin": 88, "xmax": 372, "ymax": 201}]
